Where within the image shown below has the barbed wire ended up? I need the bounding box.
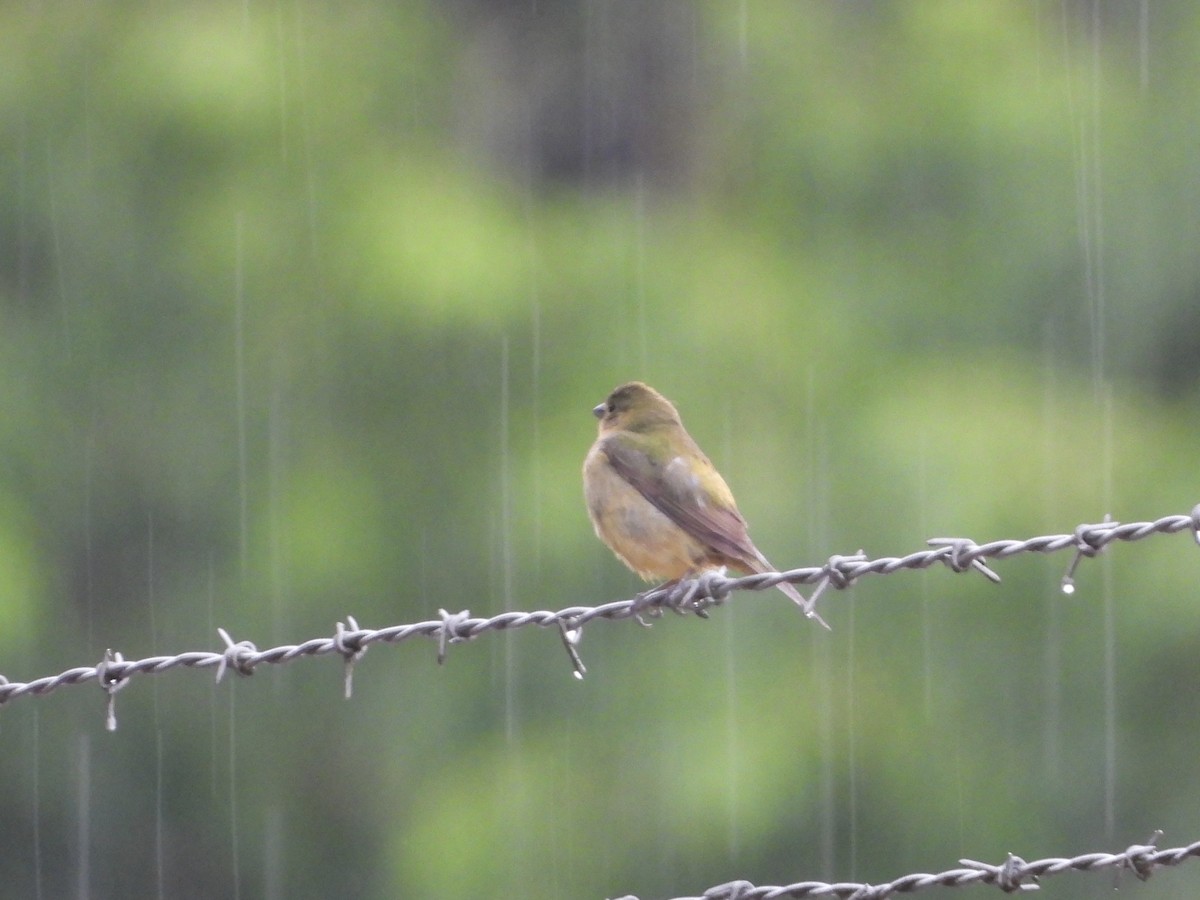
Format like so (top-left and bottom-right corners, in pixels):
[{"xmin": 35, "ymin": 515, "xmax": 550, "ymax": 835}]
[
  {"xmin": 0, "ymin": 506, "xmax": 1197, "ymax": 730},
  {"xmin": 2, "ymin": 508, "xmax": 1199, "ymax": 897},
  {"xmin": 610, "ymin": 831, "xmax": 1200, "ymax": 899}
]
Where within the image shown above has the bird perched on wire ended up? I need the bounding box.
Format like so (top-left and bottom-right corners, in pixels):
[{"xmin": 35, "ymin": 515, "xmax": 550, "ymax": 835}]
[{"xmin": 583, "ymin": 381, "xmax": 829, "ymax": 629}]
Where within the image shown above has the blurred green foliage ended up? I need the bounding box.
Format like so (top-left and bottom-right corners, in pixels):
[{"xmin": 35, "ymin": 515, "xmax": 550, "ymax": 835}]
[{"xmin": 2, "ymin": 2, "xmax": 1199, "ymax": 898}]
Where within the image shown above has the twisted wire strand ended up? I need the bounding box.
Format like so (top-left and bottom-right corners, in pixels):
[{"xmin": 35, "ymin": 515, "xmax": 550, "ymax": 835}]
[
  {"xmin": 609, "ymin": 832, "xmax": 1200, "ymax": 898},
  {"xmin": 1, "ymin": 507, "xmax": 1197, "ymax": 720}
]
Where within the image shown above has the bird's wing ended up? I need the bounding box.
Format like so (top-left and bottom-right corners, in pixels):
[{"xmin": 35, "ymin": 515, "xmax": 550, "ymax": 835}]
[{"xmin": 600, "ymin": 433, "xmax": 760, "ymax": 567}]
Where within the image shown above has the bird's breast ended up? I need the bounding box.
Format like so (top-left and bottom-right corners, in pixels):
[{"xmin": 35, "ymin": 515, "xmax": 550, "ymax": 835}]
[{"xmin": 584, "ymin": 447, "xmax": 708, "ymax": 580}]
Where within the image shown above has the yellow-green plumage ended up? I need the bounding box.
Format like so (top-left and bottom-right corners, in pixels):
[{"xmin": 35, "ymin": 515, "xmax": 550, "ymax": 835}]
[{"xmin": 583, "ymin": 382, "xmax": 829, "ymax": 628}]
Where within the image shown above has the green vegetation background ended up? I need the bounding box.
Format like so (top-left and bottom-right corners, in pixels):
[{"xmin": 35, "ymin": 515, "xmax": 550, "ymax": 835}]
[{"xmin": 2, "ymin": 3, "xmax": 1198, "ymax": 898}]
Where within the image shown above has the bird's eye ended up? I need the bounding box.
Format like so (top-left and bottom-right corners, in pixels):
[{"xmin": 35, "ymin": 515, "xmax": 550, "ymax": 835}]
[{"xmin": 606, "ymin": 402, "xmax": 616, "ymax": 414}]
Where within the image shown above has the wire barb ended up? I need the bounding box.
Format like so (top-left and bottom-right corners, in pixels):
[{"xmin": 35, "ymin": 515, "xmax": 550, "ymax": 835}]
[
  {"xmin": 96, "ymin": 649, "xmax": 130, "ymax": 732},
  {"xmin": 557, "ymin": 618, "xmax": 587, "ymax": 680},
  {"xmin": 1124, "ymin": 830, "xmax": 1164, "ymax": 881},
  {"xmin": 927, "ymin": 538, "xmax": 1002, "ymax": 583},
  {"xmin": 804, "ymin": 552, "xmax": 867, "ymax": 630},
  {"xmin": 960, "ymin": 854, "xmax": 1040, "ymax": 893},
  {"xmin": 437, "ymin": 609, "xmax": 473, "ymax": 665},
  {"xmin": 1061, "ymin": 515, "xmax": 1113, "ymax": 594},
  {"xmin": 215, "ymin": 628, "xmax": 258, "ymax": 682},
  {"xmin": 334, "ymin": 616, "xmax": 368, "ymax": 699}
]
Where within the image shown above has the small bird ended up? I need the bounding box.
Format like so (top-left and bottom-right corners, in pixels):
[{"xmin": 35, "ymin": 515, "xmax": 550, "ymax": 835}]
[{"xmin": 583, "ymin": 381, "xmax": 829, "ymax": 628}]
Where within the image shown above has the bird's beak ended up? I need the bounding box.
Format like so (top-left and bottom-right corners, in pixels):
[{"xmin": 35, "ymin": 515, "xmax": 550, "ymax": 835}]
[{"xmin": 592, "ymin": 403, "xmax": 606, "ymax": 419}]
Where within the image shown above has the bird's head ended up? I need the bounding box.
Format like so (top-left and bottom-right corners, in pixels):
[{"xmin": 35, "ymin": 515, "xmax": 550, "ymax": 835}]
[{"xmin": 593, "ymin": 382, "xmax": 682, "ymax": 434}]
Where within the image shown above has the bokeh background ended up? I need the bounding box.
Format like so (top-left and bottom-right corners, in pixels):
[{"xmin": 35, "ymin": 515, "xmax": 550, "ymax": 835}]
[{"xmin": 2, "ymin": 2, "xmax": 1199, "ymax": 898}]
